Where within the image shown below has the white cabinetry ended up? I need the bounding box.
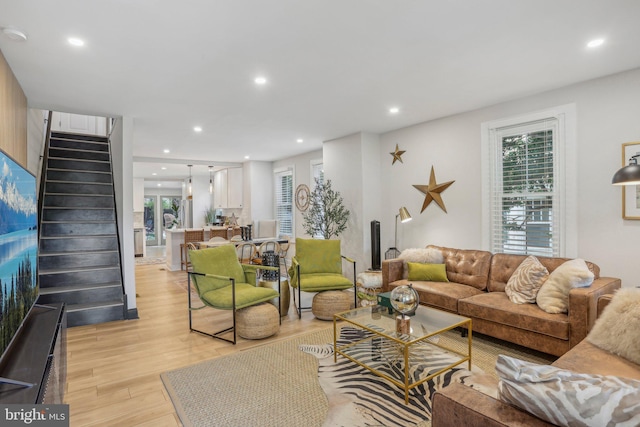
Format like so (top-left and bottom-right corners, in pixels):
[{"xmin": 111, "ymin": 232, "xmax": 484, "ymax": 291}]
[
  {"xmin": 213, "ymin": 168, "xmax": 243, "ymax": 208},
  {"xmin": 51, "ymin": 112, "xmax": 107, "ymax": 136}
]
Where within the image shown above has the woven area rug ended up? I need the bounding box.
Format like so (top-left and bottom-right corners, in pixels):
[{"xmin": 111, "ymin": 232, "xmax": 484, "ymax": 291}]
[
  {"xmin": 161, "ymin": 327, "xmax": 555, "ymax": 427},
  {"xmin": 134, "ymin": 256, "xmax": 166, "ymax": 265}
]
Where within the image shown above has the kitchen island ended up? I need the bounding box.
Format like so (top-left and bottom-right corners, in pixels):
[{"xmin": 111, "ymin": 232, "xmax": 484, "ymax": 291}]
[{"xmin": 165, "ymin": 227, "xmax": 240, "ymax": 271}]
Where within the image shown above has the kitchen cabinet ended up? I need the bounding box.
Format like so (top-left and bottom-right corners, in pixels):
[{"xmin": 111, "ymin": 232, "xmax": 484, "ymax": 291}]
[
  {"xmin": 213, "ymin": 168, "xmax": 243, "ymax": 209},
  {"xmin": 51, "ymin": 112, "xmax": 107, "ymax": 136}
]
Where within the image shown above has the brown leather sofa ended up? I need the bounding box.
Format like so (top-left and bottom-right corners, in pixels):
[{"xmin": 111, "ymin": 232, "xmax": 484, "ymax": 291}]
[
  {"xmin": 431, "ymin": 295, "xmax": 640, "ymax": 427},
  {"xmin": 382, "ymin": 245, "xmax": 621, "ymax": 357}
]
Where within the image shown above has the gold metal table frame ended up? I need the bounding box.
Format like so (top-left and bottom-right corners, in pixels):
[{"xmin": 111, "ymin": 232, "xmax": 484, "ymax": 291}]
[{"xmin": 333, "ymin": 305, "xmax": 472, "ymax": 404}]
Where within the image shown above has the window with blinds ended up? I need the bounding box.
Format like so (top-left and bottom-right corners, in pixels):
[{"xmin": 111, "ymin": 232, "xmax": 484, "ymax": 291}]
[
  {"xmin": 311, "ymin": 161, "xmax": 324, "ymax": 188},
  {"xmin": 275, "ymin": 169, "xmax": 293, "ymax": 237},
  {"xmin": 489, "ymin": 119, "xmax": 559, "ymax": 256}
]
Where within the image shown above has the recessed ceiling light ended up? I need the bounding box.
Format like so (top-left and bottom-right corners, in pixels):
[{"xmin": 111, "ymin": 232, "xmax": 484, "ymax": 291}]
[
  {"xmin": 68, "ymin": 37, "xmax": 85, "ymax": 47},
  {"xmin": 389, "ymin": 107, "xmax": 400, "ymax": 114},
  {"xmin": 157, "ymin": 183, "xmax": 162, "ymax": 187},
  {"xmin": 163, "ymin": 149, "xmax": 170, "ymax": 154},
  {"xmin": 161, "ymin": 167, "xmax": 167, "ymax": 170},
  {"xmin": 152, "ymin": 173, "xmax": 157, "ymax": 176},
  {"xmin": 193, "ymin": 126, "xmax": 202, "ymax": 132},
  {"xmin": 2, "ymin": 28, "xmax": 27, "ymax": 42},
  {"xmin": 244, "ymin": 155, "xmax": 250, "ymax": 159},
  {"xmin": 296, "ymin": 139, "xmax": 304, "ymax": 143},
  {"xmin": 587, "ymin": 38, "xmax": 604, "ymax": 48},
  {"xmin": 254, "ymin": 76, "xmax": 267, "ymax": 85}
]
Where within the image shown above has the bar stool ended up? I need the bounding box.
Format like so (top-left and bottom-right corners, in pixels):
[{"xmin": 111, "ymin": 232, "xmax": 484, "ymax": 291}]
[{"xmin": 181, "ymin": 229, "xmax": 204, "ymax": 270}]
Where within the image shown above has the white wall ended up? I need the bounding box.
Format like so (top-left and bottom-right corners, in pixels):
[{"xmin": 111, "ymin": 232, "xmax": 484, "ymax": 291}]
[
  {"xmin": 377, "ymin": 67, "xmax": 640, "ymax": 287},
  {"xmin": 244, "ymin": 161, "xmax": 274, "ymax": 225},
  {"xmin": 111, "ymin": 116, "xmax": 137, "ymax": 312}
]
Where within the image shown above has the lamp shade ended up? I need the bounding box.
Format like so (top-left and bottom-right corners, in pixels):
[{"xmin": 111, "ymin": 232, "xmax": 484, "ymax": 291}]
[
  {"xmin": 399, "ymin": 207, "xmax": 412, "ymax": 223},
  {"xmin": 612, "ymin": 156, "xmax": 640, "ymax": 185}
]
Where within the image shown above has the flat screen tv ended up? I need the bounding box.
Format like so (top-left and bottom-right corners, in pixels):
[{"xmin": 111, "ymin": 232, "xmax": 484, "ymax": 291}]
[{"xmin": 0, "ymin": 149, "xmax": 38, "ymax": 362}]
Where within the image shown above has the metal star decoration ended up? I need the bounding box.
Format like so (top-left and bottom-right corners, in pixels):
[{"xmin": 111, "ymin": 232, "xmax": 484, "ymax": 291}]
[
  {"xmin": 413, "ymin": 166, "xmax": 455, "ymax": 213},
  {"xmin": 390, "ymin": 144, "xmax": 406, "ymax": 165}
]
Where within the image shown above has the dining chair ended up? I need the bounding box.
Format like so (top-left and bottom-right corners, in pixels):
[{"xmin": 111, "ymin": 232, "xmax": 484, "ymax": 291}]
[{"xmin": 181, "ymin": 229, "xmax": 205, "ymax": 271}]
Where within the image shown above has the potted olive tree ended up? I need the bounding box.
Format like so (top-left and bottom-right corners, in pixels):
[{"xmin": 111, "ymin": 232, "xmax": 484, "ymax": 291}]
[{"xmin": 302, "ymin": 178, "xmax": 350, "ymax": 239}]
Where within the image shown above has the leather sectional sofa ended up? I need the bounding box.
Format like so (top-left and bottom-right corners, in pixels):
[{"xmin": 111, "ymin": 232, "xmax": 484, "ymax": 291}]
[
  {"xmin": 382, "ymin": 245, "xmax": 621, "ymax": 357},
  {"xmin": 431, "ymin": 294, "xmax": 640, "ymax": 426}
]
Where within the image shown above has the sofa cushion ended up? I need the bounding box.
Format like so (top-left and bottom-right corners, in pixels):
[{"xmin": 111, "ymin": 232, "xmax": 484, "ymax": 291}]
[
  {"xmin": 398, "ymin": 247, "xmax": 443, "ymax": 279},
  {"xmin": 458, "ymin": 292, "xmax": 570, "ymax": 340},
  {"xmin": 489, "ymin": 253, "xmax": 600, "ymax": 293},
  {"xmin": 536, "ymin": 259, "xmax": 594, "ymax": 314},
  {"xmin": 388, "ymin": 279, "xmax": 484, "ymax": 313},
  {"xmin": 553, "ymin": 339, "xmax": 640, "ymax": 381},
  {"xmin": 505, "ymin": 256, "xmax": 549, "ymax": 304},
  {"xmin": 587, "ymin": 288, "xmax": 640, "ymax": 365},
  {"xmin": 407, "ymin": 262, "xmax": 449, "ymax": 282},
  {"xmin": 496, "ymin": 355, "xmax": 640, "ymax": 427},
  {"xmin": 429, "ymin": 246, "xmax": 492, "ymax": 291}
]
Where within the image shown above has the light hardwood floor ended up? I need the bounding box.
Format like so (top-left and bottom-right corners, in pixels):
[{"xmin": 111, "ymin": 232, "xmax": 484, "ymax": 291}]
[{"xmin": 65, "ymin": 261, "xmax": 331, "ymax": 426}]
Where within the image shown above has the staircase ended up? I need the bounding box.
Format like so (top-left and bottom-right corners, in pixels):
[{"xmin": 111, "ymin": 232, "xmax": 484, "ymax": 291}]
[{"xmin": 38, "ymin": 131, "xmax": 126, "ymax": 327}]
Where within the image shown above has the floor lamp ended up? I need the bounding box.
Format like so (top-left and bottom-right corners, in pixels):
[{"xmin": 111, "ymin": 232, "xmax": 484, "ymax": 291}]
[{"xmin": 385, "ymin": 207, "xmax": 412, "ymax": 259}]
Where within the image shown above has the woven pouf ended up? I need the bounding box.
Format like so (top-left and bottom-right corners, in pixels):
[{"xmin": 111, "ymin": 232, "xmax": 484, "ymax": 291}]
[
  {"xmin": 312, "ymin": 290, "xmax": 353, "ymax": 320},
  {"xmin": 236, "ymin": 303, "xmax": 280, "ymax": 340}
]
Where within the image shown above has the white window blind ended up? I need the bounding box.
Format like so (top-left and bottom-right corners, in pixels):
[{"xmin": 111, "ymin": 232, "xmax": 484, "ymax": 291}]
[
  {"xmin": 489, "ymin": 119, "xmax": 560, "ymax": 256},
  {"xmin": 311, "ymin": 161, "xmax": 324, "ymax": 188},
  {"xmin": 275, "ymin": 169, "xmax": 293, "ymax": 237}
]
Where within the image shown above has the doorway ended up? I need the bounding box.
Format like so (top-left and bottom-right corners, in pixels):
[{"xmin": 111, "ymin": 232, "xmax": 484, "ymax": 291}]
[{"xmin": 144, "ymin": 195, "xmax": 181, "ymax": 247}]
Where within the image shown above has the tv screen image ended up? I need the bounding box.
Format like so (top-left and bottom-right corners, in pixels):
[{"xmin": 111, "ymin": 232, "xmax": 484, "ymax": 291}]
[{"xmin": 0, "ymin": 150, "xmax": 38, "ymax": 357}]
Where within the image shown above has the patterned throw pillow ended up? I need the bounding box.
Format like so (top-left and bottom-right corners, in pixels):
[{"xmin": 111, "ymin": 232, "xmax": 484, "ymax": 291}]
[
  {"xmin": 587, "ymin": 288, "xmax": 640, "ymax": 365},
  {"xmin": 496, "ymin": 355, "xmax": 640, "ymax": 427},
  {"xmin": 505, "ymin": 256, "xmax": 549, "ymax": 304},
  {"xmin": 536, "ymin": 258, "xmax": 594, "ymax": 314},
  {"xmin": 398, "ymin": 248, "xmax": 443, "ymax": 280}
]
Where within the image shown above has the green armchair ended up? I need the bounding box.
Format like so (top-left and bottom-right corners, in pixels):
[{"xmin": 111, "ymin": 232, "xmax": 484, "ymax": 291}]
[
  {"xmin": 188, "ymin": 244, "xmax": 281, "ymax": 344},
  {"xmin": 288, "ymin": 238, "xmax": 356, "ymax": 319}
]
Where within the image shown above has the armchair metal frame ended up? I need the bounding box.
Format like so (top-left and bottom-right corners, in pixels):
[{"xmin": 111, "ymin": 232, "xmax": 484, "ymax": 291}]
[
  {"xmin": 292, "ymin": 255, "xmax": 356, "ymax": 319},
  {"xmin": 188, "ymin": 264, "xmax": 281, "ymax": 344}
]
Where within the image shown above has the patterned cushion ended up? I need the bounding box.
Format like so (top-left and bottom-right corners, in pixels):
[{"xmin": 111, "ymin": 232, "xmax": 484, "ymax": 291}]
[
  {"xmin": 504, "ymin": 256, "xmax": 549, "ymax": 304},
  {"xmin": 587, "ymin": 288, "xmax": 640, "ymax": 365},
  {"xmin": 399, "ymin": 247, "xmax": 443, "ymax": 279},
  {"xmin": 496, "ymin": 355, "xmax": 640, "ymax": 427},
  {"xmin": 536, "ymin": 258, "xmax": 594, "ymax": 313},
  {"xmin": 295, "ymin": 238, "xmax": 342, "ymax": 275},
  {"xmin": 407, "ymin": 262, "xmax": 449, "ymax": 282}
]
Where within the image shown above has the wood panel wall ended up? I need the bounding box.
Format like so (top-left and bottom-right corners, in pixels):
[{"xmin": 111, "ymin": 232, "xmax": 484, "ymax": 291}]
[{"xmin": 0, "ymin": 49, "xmax": 27, "ymax": 166}]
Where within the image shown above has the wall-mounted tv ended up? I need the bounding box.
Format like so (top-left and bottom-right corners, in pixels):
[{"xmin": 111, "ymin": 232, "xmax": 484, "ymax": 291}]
[{"xmin": 0, "ymin": 149, "xmax": 38, "ymax": 360}]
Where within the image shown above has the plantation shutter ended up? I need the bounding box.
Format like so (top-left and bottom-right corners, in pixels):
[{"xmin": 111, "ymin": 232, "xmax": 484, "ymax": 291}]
[
  {"xmin": 489, "ymin": 118, "xmax": 560, "ymax": 256},
  {"xmin": 275, "ymin": 169, "xmax": 293, "ymax": 236}
]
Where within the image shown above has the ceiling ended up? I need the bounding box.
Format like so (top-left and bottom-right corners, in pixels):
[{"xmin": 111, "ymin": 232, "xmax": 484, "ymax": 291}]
[{"xmin": 2, "ymin": 1, "xmax": 640, "ymax": 183}]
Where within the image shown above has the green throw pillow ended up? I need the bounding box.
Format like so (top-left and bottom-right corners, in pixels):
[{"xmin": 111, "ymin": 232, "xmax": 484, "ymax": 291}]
[
  {"xmin": 407, "ymin": 262, "xmax": 449, "ymax": 282},
  {"xmin": 295, "ymin": 238, "xmax": 342, "ymax": 275}
]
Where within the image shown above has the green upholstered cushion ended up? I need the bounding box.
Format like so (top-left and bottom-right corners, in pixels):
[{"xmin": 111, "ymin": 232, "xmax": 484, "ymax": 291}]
[
  {"xmin": 200, "ymin": 283, "xmax": 279, "ymax": 310},
  {"xmin": 189, "ymin": 245, "xmax": 246, "ymax": 293},
  {"xmin": 294, "ymin": 273, "xmax": 353, "ymax": 292},
  {"xmin": 295, "ymin": 238, "xmax": 342, "ymax": 275},
  {"xmin": 407, "ymin": 262, "xmax": 449, "ymax": 282}
]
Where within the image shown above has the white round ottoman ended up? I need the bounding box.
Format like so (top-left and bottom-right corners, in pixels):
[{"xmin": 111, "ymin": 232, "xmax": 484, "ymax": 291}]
[
  {"xmin": 312, "ymin": 290, "xmax": 353, "ymax": 320},
  {"xmin": 236, "ymin": 303, "xmax": 280, "ymax": 339}
]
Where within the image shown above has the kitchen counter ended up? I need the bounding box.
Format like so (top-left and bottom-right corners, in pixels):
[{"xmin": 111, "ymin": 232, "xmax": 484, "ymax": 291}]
[{"xmin": 165, "ymin": 227, "xmax": 241, "ymax": 271}]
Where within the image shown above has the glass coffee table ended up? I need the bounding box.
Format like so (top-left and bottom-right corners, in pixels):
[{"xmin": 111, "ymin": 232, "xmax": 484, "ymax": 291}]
[{"xmin": 333, "ymin": 305, "xmax": 472, "ymax": 404}]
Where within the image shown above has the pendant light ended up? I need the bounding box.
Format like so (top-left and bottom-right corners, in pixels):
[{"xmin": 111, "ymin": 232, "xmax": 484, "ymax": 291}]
[
  {"xmin": 209, "ymin": 166, "xmax": 214, "ymax": 194},
  {"xmin": 187, "ymin": 165, "xmax": 193, "ymax": 196}
]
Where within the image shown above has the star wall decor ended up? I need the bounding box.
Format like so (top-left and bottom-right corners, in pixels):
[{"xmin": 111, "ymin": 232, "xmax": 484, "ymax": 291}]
[
  {"xmin": 390, "ymin": 144, "xmax": 406, "ymax": 165},
  {"xmin": 413, "ymin": 166, "xmax": 455, "ymax": 213}
]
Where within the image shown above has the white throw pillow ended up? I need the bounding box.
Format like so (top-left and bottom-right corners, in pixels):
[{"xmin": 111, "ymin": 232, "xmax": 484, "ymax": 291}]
[
  {"xmin": 587, "ymin": 288, "xmax": 640, "ymax": 365},
  {"xmin": 398, "ymin": 248, "xmax": 443, "ymax": 280},
  {"xmin": 505, "ymin": 256, "xmax": 549, "ymax": 304},
  {"xmin": 496, "ymin": 355, "xmax": 640, "ymax": 427},
  {"xmin": 536, "ymin": 258, "xmax": 594, "ymax": 314}
]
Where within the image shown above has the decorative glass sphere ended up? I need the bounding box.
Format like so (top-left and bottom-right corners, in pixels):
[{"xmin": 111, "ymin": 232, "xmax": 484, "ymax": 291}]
[{"xmin": 390, "ymin": 284, "xmax": 419, "ymax": 316}]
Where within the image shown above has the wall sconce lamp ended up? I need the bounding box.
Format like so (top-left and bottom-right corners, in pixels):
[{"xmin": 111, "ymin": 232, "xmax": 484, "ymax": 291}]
[
  {"xmin": 612, "ymin": 154, "xmax": 640, "ymax": 185},
  {"xmin": 209, "ymin": 166, "xmax": 213, "ymax": 194},
  {"xmin": 187, "ymin": 165, "xmax": 193, "ymax": 196},
  {"xmin": 385, "ymin": 207, "xmax": 412, "ymax": 259}
]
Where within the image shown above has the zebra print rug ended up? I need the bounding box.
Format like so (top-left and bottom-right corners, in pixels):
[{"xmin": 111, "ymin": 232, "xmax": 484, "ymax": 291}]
[{"xmin": 300, "ymin": 326, "xmax": 480, "ymax": 427}]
